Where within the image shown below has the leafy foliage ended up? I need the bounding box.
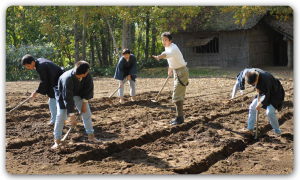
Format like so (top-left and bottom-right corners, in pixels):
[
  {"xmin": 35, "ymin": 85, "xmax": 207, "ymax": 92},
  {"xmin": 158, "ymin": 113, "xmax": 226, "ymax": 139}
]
[
  {"xmin": 6, "ymin": 43, "xmax": 58, "ymax": 81},
  {"xmin": 6, "ymin": 6, "xmax": 293, "ymax": 81},
  {"xmin": 221, "ymin": 6, "xmax": 293, "ymax": 25}
]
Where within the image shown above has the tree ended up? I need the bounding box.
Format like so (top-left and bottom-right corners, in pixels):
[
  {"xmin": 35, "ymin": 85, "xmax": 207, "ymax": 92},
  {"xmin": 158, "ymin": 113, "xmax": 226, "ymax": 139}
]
[{"xmin": 221, "ymin": 6, "xmax": 293, "ymax": 25}]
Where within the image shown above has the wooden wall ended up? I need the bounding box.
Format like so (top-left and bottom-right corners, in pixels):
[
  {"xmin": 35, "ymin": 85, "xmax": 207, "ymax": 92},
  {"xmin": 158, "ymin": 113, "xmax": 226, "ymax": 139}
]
[
  {"xmin": 248, "ymin": 23, "xmax": 274, "ymax": 67},
  {"xmin": 173, "ymin": 32, "xmax": 222, "ymax": 67},
  {"xmin": 220, "ymin": 31, "xmax": 249, "ymax": 67},
  {"xmin": 174, "ymin": 23, "xmax": 277, "ymax": 68}
]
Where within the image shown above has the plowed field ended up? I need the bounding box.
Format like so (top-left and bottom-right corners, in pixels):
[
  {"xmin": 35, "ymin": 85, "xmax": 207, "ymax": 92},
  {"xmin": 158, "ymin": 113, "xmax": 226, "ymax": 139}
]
[{"xmin": 5, "ymin": 75, "xmax": 293, "ymax": 174}]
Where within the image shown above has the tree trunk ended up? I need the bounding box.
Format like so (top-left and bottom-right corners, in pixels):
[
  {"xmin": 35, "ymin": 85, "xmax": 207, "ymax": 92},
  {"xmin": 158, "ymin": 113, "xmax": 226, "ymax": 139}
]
[
  {"xmin": 287, "ymin": 39, "xmax": 293, "ymax": 69},
  {"xmin": 82, "ymin": 11, "xmax": 87, "ymax": 61},
  {"xmin": 94, "ymin": 35, "xmax": 103, "ymax": 67},
  {"xmin": 89, "ymin": 34, "xmax": 95, "ymax": 67},
  {"xmin": 145, "ymin": 12, "xmax": 150, "ymax": 60},
  {"xmin": 122, "ymin": 19, "xmax": 135, "ymax": 50},
  {"xmin": 101, "ymin": 39, "xmax": 108, "ymax": 66},
  {"xmin": 151, "ymin": 24, "xmax": 157, "ymax": 56},
  {"xmin": 136, "ymin": 25, "xmax": 143, "ymax": 61},
  {"xmin": 107, "ymin": 19, "xmax": 120, "ymax": 58},
  {"xmin": 100, "ymin": 27, "xmax": 108, "ymax": 66},
  {"xmin": 74, "ymin": 21, "xmax": 80, "ymax": 62},
  {"xmin": 107, "ymin": 28, "xmax": 113, "ymax": 66}
]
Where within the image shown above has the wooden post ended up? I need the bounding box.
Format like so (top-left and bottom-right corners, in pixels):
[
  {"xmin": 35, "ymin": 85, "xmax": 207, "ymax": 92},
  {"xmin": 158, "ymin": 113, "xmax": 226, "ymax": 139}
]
[{"xmin": 287, "ymin": 39, "xmax": 293, "ymax": 69}]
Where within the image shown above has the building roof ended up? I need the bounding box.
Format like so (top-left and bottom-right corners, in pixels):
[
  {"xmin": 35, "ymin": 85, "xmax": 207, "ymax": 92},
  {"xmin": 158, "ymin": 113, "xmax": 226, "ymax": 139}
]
[
  {"xmin": 181, "ymin": 9, "xmax": 293, "ymax": 39},
  {"xmin": 263, "ymin": 16, "xmax": 293, "ymax": 40},
  {"xmin": 183, "ymin": 10, "xmax": 265, "ymax": 32}
]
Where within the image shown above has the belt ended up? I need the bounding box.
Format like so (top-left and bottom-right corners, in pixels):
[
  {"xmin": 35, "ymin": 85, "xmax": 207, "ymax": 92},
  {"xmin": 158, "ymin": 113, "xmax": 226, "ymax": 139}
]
[{"xmin": 174, "ymin": 66, "xmax": 186, "ymax": 71}]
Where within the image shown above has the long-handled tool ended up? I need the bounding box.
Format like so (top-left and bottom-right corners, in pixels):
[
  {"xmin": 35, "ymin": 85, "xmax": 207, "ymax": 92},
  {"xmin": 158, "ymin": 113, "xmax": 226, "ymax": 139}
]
[
  {"xmin": 109, "ymin": 87, "xmax": 121, "ymax": 98},
  {"xmin": 108, "ymin": 78, "xmax": 129, "ymax": 98},
  {"xmin": 7, "ymin": 96, "xmax": 31, "ymax": 113},
  {"xmin": 228, "ymin": 89, "xmax": 255, "ymax": 101},
  {"xmin": 151, "ymin": 76, "xmax": 170, "ymax": 102},
  {"xmin": 254, "ymin": 94, "xmax": 260, "ymax": 139},
  {"xmin": 61, "ymin": 127, "xmax": 72, "ymax": 142},
  {"xmin": 61, "ymin": 114, "xmax": 81, "ymax": 143}
]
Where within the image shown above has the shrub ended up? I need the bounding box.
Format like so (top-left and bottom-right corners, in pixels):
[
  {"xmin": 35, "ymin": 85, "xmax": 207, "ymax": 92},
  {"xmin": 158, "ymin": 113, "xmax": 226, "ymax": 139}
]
[
  {"xmin": 137, "ymin": 58, "xmax": 168, "ymax": 69},
  {"xmin": 6, "ymin": 44, "xmax": 58, "ymax": 81}
]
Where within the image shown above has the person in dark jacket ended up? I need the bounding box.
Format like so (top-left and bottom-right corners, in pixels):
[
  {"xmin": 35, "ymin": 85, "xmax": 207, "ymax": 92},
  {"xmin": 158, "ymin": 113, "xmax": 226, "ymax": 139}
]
[
  {"xmin": 242, "ymin": 69, "xmax": 285, "ymax": 135},
  {"xmin": 52, "ymin": 61, "xmax": 98, "ymax": 149},
  {"xmin": 21, "ymin": 54, "xmax": 64, "ymax": 125},
  {"xmin": 114, "ymin": 49, "xmax": 137, "ymax": 104}
]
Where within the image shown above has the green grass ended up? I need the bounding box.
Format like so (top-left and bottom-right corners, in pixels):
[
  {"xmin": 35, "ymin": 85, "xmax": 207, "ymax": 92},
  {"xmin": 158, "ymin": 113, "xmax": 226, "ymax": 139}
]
[{"xmin": 138, "ymin": 67, "xmax": 239, "ymax": 78}]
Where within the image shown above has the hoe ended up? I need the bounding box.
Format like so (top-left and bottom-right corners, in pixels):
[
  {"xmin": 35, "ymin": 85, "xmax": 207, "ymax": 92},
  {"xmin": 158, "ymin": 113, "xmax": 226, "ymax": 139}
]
[
  {"xmin": 151, "ymin": 76, "xmax": 170, "ymax": 102},
  {"xmin": 7, "ymin": 96, "xmax": 32, "ymax": 113},
  {"xmin": 61, "ymin": 113, "xmax": 81, "ymax": 144}
]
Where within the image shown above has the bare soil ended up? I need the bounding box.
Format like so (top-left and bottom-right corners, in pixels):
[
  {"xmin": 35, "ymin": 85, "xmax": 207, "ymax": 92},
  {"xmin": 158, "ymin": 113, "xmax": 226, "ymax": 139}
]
[{"xmin": 5, "ymin": 72, "xmax": 294, "ymax": 174}]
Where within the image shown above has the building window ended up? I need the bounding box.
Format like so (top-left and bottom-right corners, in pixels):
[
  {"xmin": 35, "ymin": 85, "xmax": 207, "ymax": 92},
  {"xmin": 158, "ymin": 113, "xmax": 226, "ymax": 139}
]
[{"xmin": 192, "ymin": 37, "xmax": 219, "ymax": 54}]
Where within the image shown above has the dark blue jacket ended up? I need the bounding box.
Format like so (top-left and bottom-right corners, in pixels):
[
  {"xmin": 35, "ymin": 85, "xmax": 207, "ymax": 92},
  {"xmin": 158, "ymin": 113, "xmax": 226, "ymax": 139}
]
[
  {"xmin": 114, "ymin": 55, "xmax": 137, "ymax": 81},
  {"xmin": 255, "ymin": 70, "xmax": 285, "ymax": 111},
  {"xmin": 35, "ymin": 58, "xmax": 64, "ymax": 98},
  {"xmin": 55, "ymin": 69, "xmax": 94, "ymax": 114}
]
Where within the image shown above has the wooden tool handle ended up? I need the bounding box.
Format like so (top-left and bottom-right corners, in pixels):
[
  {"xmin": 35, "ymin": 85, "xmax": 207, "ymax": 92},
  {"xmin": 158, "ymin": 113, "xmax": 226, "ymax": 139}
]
[{"xmin": 154, "ymin": 76, "xmax": 170, "ymax": 101}]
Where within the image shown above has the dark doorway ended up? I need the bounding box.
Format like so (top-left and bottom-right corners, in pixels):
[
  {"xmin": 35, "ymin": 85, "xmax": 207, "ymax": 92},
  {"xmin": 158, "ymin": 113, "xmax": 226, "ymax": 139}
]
[{"xmin": 273, "ymin": 33, "xmax": 288, "ymax": 66}]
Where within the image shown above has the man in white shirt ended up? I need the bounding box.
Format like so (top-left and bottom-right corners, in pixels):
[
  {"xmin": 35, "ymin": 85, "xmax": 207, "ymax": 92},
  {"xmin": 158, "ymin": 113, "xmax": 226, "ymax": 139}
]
[{"xmin": 152, "ymin": 32, "xmax": 189, "ymax": 125}]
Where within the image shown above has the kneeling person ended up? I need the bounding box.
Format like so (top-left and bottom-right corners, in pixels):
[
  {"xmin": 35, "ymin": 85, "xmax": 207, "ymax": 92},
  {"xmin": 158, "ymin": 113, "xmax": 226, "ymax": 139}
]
[{"xmin": 52, "ymin": 61, "xmax": 98, "ymax": 149}]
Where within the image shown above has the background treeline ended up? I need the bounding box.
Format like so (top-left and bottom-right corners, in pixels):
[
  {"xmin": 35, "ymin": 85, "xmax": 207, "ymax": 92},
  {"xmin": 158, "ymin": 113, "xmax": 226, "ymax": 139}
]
[{"xmin": 6, "ymin": 6, "xmax": 292, "ymax": 81}]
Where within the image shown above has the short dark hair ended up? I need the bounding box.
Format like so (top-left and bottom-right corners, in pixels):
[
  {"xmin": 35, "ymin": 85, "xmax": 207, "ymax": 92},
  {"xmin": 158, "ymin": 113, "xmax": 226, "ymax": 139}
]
[
  {"xmin": 246, "ymin": 71, "xmax": 258, "ymax": 85},
  {"xmin": 21, "ymin": 54, "xmax": 35, "ymax": 65},
  {"xmin": 74, "ymin": 61, "xmax": 90, "ymax": 75},
  {"xmin": 161, "ymin": 32, "xmax": 172, "ymax": 41},
  {"xmin": 122, "ymin": 49, "xmax": 131, "ymax": 55}
]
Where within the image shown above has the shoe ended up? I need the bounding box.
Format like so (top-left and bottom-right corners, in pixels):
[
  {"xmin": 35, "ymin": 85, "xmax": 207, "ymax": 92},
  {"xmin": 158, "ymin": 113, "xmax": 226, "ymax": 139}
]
[
  {"xmin": 170, "ymin": 116, "xmax": 184, "ymax": 125},
  {"xmin": 51, "ymin": 139, "xmax": 61, "ymax": 149},
  {"xmin": 88, "ymin": 134, "xmax": 100, "ymax": 143},
  {"xmin": 273, "ymin": 129, "xmax": 282, "ymax": 137},
  {"xmin": 48, "ymin": 121, "xmax": 54, "ymax": 126},
  {"xmin": 240, "ymin": 128, "xmax": 254, "ymax": 135},
  {"xmin": 130, "ymin": 97, "xmax": 135, "ymax": 102},
  {"xmin": 119, "ymin": 98, "xmax": 125, "ymax": 104}
]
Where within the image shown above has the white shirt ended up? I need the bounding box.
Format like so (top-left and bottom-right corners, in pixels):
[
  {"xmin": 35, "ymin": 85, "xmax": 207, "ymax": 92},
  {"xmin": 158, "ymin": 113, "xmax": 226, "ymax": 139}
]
[{"xmin": 163, "ymin": 43, "xmax": 187, "ymax": 69}]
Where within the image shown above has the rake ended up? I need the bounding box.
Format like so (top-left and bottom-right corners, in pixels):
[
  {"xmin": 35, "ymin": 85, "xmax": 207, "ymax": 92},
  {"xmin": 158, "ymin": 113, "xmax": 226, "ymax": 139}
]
[
  {"xmin": 228, "ymin": 89, "xmax": 255, "ymax": 101},
  {"xmin": 151, "ymin": 76, "xmax": 170, "ymax": 102},
  {"xmin": 61, "ymin": 114, "xmax": 81, "ymax": 143},
  {"xmin": 7, "ymin": 96, "xmax": 31, "ymax": 113},
  {"xmin": 109, "ymin": 87, "xmax": 121, "ymax": 98}
]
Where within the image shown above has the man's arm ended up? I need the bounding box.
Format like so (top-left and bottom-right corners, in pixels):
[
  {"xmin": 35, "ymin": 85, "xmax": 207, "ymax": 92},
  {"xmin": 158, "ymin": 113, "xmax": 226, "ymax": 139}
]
[
  {"xmin": 256, "ymin": 77, "xmax": 272, "ymax": 110},
  {"xmin": 129, "ymin": 55, "xmax": 137, "ymax": 75},
  {"xmin": 62, "ymin": 78, "xmax": 75, "ymax": 115},
  {"xmin": 168, "ymin": 67, "xmax": 173, "ymax": 77},
  {"xmin": 231, "ymin": 80, "xmax": 239, "ymax": 99},
  {"xmin": 152, "ymin": 53, "xmax": 167, "ymax": 61},
  {"xmin": 81, "ymin": 74, "xmax": 94, "ymax": 113},
  {"xmin": 36, "ymin": 65, "xmax": 50, "ymax": 96}
]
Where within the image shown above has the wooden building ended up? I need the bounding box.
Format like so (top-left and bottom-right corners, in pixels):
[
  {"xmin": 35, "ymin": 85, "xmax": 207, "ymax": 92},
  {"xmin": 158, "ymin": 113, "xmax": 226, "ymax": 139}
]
[{"xmin": 173, "ymin": 12, "xmax": 293, "ymax": 68}]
